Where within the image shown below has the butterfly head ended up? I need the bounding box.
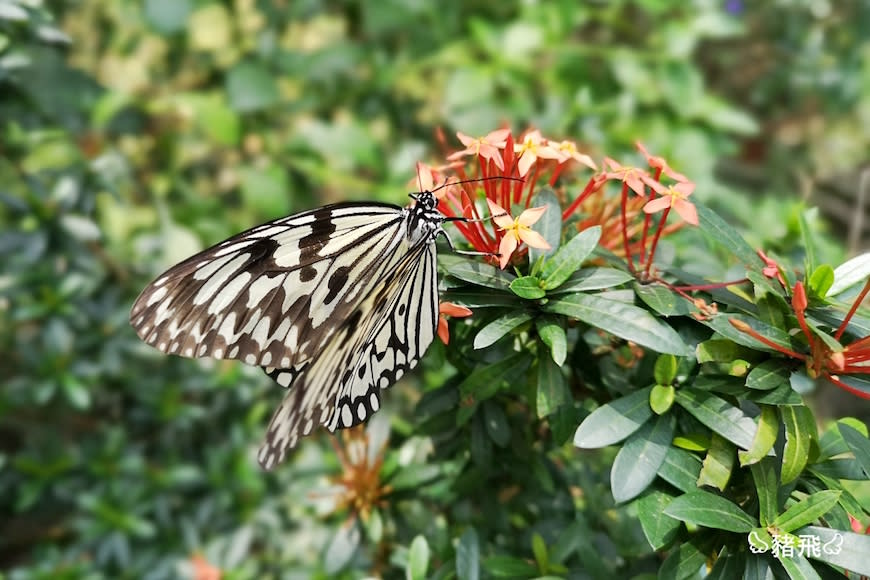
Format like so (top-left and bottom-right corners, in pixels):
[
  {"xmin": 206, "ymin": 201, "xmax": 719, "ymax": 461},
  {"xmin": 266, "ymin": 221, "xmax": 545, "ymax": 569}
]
[{"xmin": 406, "ymin": 190, "xmax": 445, "ymax": 244}]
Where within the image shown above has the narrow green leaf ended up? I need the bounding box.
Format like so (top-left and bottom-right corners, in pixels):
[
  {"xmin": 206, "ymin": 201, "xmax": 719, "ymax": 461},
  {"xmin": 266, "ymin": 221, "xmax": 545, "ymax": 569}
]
[
  {"xmin": 456, "ymin": 527, "xmax": 480, "ymax": 580},
  {"xmin": 750, "ymin": 457, "xmax": 779, "ymax": 526},
  {"xmin": 611, "ymin": 413, "xmax": 674, "ymax": 502},
  {"xmin": 482, "ymin": 400, "xmax": 510, "ymax": 448},
  {"xmin": 483, "ymin": 555, "xmax": 538, "ymax": 578},
  {"xmin": 799, "ymin": 525, "xmax": 870, "ymax": 576},
  {"xmin": 674, "ymin": 389, "xmax": 758, "ymax": 450},
  {"xmin": 540, "ymin": 227, "xmax": 601, "ymax": 290},
  {"xmin": 707, "ymin": 545, "xmax": 747, "ymax": 580},
  {"xmin": 829, "ymin": 253, "xmax": 870, "ymax": 296},
  {"xmin": 527, "ymin": 189, "xmax": 562, "ymax": 265},
  {"xmin": 544, "ymin": 293, "xmax": 690, "ymax": 355},
  {"xmin": 704, "ymin": 313, "xmax": 794, "ymax": 352},
  {"xmin": 574, "ymin": 387, "xmax": 653, "ymax": 448},
  {"xmin": 407, "ymin": 535, "xmax": 430, "ymax": 580},
  {"xmin": 695, "ymin": 199, "xmax": 759, "ymax": 268},
  {"xmin": 536, "ymin": 356, "xmax": 569, "ymax": 418},
  {"xmin": 531, "ymin": 533, "xmax": 548, "ymax": 573},
  {"xmin": 473, "ymin": 311, "xmax": 532, "ymax": 349},
  {"xmin": 781, "ymin": 405, "xmax": 817, "ymax": 484},
  {"xmin": 658, "ymin": 447, "xmax": 703, "ymax": 493},
  {"xmin": 773, "ymin": 490, "xmax": 842, "ymax": 533},
  {"xmin": 663, "ymin": 490, "xmax": 758, "ymax": 532},
  {"xmin": 458, "ymin": 353, "xmax": 528, "ymax": 398},
  {"xmin": 808, "ymin": 265, "xmax": 835, "ymax": 299},
  {"xmin": 739, "ymin": 405, "xmax": 779, "ymax": 466},
  {"xmin": 440, "ymin": 289, "xmax": 523, "ymax": 309},
  {"xmin": 818, "ymin": 418, "xmax": 867, "ymax": 459},
  {"xmin": 747, "ymin": 382, "xmax": 803, "ymax": 406},
  {"xmin": 698, "ymin": 434, "xmax": 735, "ymax": 491},
  {"xmin": 547, "ymin": 267, "xmax": 633, "ymax": 294},
  {"xmin": 535, "ymin": 315, "xmax": 567, "ymax": 365},
  {"xmin": 746, "ymin": 361, "xmax": 790, "ymax": 391},
  {"xmin": 448, "ymin": 260, "xmax": 516, "ymax": 291},
  {"xmin": 634, "ymin": 283, "xmax": 694, "ymax": 316},
  {"xmin": 636, "ymin": 490, "xmax": 681, "ymax": 550},
  {"xmin": 510, "ymin": 276, "xmax": 546, "ymax": 299},
  {"xmin": 799, "ymin": 208, "xmax": 818, "ymax": 275},
  {"xmin": 839, "ymin": 423, "xmax": 870, "ymax": 478},
  {"xmin": 777, "ymin": 551, "xmax": 822, "ymax": 580},
  {"xmin": 659, "ymin": 539, "xmax": 708, "ymax": 580}
]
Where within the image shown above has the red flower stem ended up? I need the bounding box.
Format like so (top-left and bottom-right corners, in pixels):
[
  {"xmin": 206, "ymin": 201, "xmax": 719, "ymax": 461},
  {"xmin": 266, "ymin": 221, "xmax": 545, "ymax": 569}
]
[
  {"xmin": 561, "ymin": 175, "xmax": 602, "ymax": 220},
  {"xmin": 643, "ymin": 206, "xmax": 670, "ymax": 278},
  {"xmin": 835, "ymin": 278, "xmax": 870, "ymax": 340},
  {"xmin": 550, "ymin": 162, "xmax": 566, "ymax": 186},
  {"xmin": 825, "ymin": 374, "xmax": 870, "ymax": 399},
  {"xmin": 618, "ymin": 182, "xmax": 637, "ymax": 275},
  {"xmin": 728, "ymin": 318, "xmax": 807, "ymax": 359}
]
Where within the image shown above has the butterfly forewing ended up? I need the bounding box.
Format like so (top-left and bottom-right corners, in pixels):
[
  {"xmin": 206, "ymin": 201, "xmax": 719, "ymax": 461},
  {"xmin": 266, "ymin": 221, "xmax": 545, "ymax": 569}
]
[
  {"xmin": 130, "ymin": 203, "xmax": 406, "ymax": 370},
  {"xmin": 130, "ymin": 192, "xmax": 448, "ymax": 469}
]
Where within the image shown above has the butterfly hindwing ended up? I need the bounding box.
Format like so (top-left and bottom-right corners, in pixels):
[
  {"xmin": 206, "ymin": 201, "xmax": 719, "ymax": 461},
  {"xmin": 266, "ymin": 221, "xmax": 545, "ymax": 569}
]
[{"xmin": 256, "ymin": 243, "xmax": 438, "ymax": 469}]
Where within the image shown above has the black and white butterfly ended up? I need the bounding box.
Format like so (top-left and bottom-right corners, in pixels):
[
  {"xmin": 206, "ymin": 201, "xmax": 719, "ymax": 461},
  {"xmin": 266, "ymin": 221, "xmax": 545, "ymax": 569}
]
[{"xmin": 130, "ymin": 188, "xmax": 479, "ymax": 469}]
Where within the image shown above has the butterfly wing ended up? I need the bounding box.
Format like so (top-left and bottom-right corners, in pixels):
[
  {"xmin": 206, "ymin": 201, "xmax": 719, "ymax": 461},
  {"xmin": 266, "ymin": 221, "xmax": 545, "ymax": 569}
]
[
  {"xmin": 130, "ymin": 203, "xmax": 407, "ymax": 371},
  {"xmin": 257, "ymin": 242, "xmax": 439, "ymax": 469}
]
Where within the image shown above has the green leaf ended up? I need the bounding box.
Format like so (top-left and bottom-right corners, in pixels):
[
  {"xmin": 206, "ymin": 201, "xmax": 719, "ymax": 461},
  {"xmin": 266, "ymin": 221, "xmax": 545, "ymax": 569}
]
[
  {"xmin": 674, "ymin": 389, "xmax": 758, "ymax": 450},
  {"xmin": 773, "ymin": 490, "xmax": 842, "ymax": 533},
  {"xmin": 540, "ymin": 227, "xmax": 601, "ymax": 290},
  {"xmin": 818, "ymin": 418, "xmax": 867, "ymax": 459},
  {"xmin": 544, "ymin": 293, "xmax": 690, "ymax": 355},
  {"xmin": 527, "ymin": 189, "xmax": 562, "ymax": 266},
  {"xmin": 634, "ymin": 283, "xmax": 694, "ymax": 316},
  {"xmin": 535, "ymin": 315, "xmax": 567, "ymax": 365},
  {"xmin": 739, "ymin": 405, "xmax": 778, "ymax": 466},
  {"xmin": 839, "ymin": 423, "xmax": 870, "ymax": 478},
  {"xmin": 482, "ymin": 401, "xmax": 510, "ymax": 448},
  {"xmin": 226, "ymin": 60, "xmax": 279, "ymax": 113},
  {"xmin": 704, "ymin": 314, "xmax": 794, "ymax": 352},
  {"xmin": 456, "ymin": 527, "xmax": 480, "ymax": 580},
  {"xmin": 781, "ymin": 405, "xmax": 817, "ymax": 484},
  {"xmin": 698, "ymin": 434, "xmax": 735, "ymax": 491},
  {"xmin": 510, "ymin": 276, "xmax": 546, "ymax": 299},
  {"xmin": 473, "ymin": 311, "xmax": 532, "ymax": 349},
  {"xmin": 637, "ymin": 490, "xmax": 681, "ymax": 550},
  {"xmin": 483, "ymin": 555, "xmax": 538, "ymax": 578},
  {"xmin": 695, "ymin": 199, "xmax": 760, "ymax": 268},
  {"xmin": 747, "ymin": 382, "xmax": 803, "ymax": 406},
  {"xmin": 829, "ymin": 253, "xmax": 870, "ymax": 296},
  {"xmin": 798, "ymin": 526, "xmax": 870, "ymax": 576},
  {"xmin": 573, "ymin": 387, "xmax": 653, "ymax": 448},
  {"xmin": 746, "ymin": 361, "xmax": 790, "ymax": 391},
  {"xmin": 649, "ymin": 384, "xmax": 675, "ymax": 415},
  {"xmin": 611, "ymin": 413, "xmax": 674, "ymax": 502},
  {"xmin": 448, "ymin": 261, "xmax": 516, "ymax": 291},
  {"xmin": 706, "ymin": 546, "xmax": 747, "ymax": 580},
  {"xmin": 663, "ymin": 490, "xmax": 757, "ymax": 532},
  {"xmin": 696, "ymin": 339, "xmax": 754, "ymax": 363},
  {"xmin": 750, "ymin": 457, "xmax": 780, "ymax": 526},
  {"xmin": 777, "ymin": 551, "xmax": 823, "ymax": 580},
  {"xmin": 658, "ymin": 447, "xmax": 703, "ymax": 493},
  {"xmin": 531, "ymin": 533, "xmax": 548, "ymax": 573},
  {"xmin": 324, "ymin": 522, "xmax": 360, "ymax": 574},
  {"xmin": 457, "ymin": 354, "xmax": 528, "ymax": 424},
  {"xmin": 654, "ymin": 354, "xmax": 678, "ymax": 385},
  {"xmin": 547, "ymin": 267, "xmax": 633, "ymax": 294},
  {"xmin": 808, "ymin": 265, "xmax": 835, "ymax": 299},
  {"xmin": 659, "ymin": 540, "xmax": 708, "ymax": 580},
  {"xmin": 536, "ymin": 355, "xmax": 569, "ymax": 418},
  {"xmin": 407, "ymin": 535, "xmax": 430, "ymax": 580}
]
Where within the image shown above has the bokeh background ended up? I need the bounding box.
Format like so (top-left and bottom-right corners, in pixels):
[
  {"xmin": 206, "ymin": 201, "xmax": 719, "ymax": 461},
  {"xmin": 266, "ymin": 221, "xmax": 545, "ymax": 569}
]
[{"xmin": 2, "ymin": 0, "xmax": 869, "ymax": 577}]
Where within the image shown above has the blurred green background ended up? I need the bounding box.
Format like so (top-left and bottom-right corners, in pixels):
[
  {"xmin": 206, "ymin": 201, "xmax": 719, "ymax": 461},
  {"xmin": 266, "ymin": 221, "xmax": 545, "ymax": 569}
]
[{"xmin": 2, "ymin": 0, "xmax": 869, "ymax": 577}]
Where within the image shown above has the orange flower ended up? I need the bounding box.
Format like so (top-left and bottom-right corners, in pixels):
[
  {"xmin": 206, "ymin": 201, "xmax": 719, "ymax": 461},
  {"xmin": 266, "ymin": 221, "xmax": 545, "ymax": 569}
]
[
  {"xmin": 643, "ymin": 180, "xmax": 698, "ymax": 225},
  {"xmin": 602, "ymin": 157, "xmax": 649, "ymax": 196},
  {"xmin": 190, "ymin": 554, "xmax": 221, "ymax": 580},
  {"xmin": 447, "ymin": 129, "xmax": 511, "ymax": 170},
  {"xmin": 438, "ymin": 302, "xmax": 473, "ymax": 344},
  {"xmin": 513, "ymin": 130, "xmax": 562, "ymax": 176},
  {"xmin": 551, "ymin": 139, "xmax": 597, "ymax": 170},
  {"xmin": 486, "ymin": 199, "xmax": 551, "ymax": 268},
  {"xmin": 636, "ymin": 142, "xmax": 689, "ymax": 182}
]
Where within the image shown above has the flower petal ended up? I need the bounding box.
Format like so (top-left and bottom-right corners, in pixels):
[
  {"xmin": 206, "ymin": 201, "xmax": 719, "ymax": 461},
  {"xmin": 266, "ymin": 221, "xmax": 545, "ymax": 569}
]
[
  {"xmin": 517, "ymin": 152, "xmax": 536, "ymax": 177},
  {"xmin": 519, "ymin": 228, "xmax": 551, "ymax": 250},
  {"xmin": 517, "ymin": 205, "xmax": 548, "ymax": 227},
  {"xmin": 643, "ymin": 196, "xmax": 672, "ymax": 214},
  {"xmin": 439, "ymin": 302, "xmax": 473, "ymax": 317},
  {"xmin": 437, "ymin": 317, "xmax": 450, "ymax": 344},
  {"xmin": 487, "ymin": 199, "xmax": 514, "ymax": 228},
  {"xmin": 498, "ymin": 234, "xmax": 518, "ymax": 269},
  {"xmin": 673, "ymin": 199, "xmax": 699, "ymax": 225}
]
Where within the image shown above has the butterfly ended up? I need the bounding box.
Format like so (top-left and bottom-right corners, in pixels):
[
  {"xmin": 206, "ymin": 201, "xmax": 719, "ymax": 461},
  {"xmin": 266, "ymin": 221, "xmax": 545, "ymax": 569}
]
[{"xmin": 130, "ymin": 185, "xmax": 492, "ymax": 469}]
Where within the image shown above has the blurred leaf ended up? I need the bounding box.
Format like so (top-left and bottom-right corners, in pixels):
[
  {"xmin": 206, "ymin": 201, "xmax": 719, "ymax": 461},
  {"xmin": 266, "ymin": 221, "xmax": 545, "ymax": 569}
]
[
  {"xmin": 695, "ymin": 200, "xmax": 759, "ymax": 268},
  {"xmin": 808, "ymin": 265, "xmax": 834, "ymax": 298},
  {"xmin": 574, "ymin": 387, "xmax": 653, "ymax": 448},
  {"xmin": 407, "ymin": 535, "xmax": 430, "ymax": 580},
  {"xmin": 838, "ymin": 424, "xmax": 870, "ymax": 478},
  {"xmin": 226, "ymin": 61, "xmax": 280, "ymax": 113},
  {"xmin": 654, "ymin": 354, "xmax": 677, "ymax": 385},
  {"xmin": 324, "ymin": 522, "xmax": 359, "ymax": 574},
  {"xmin": 544, "ymin": 293, "xmax": 690, "ymax": 355},
  {"xmin": 659, "ymin": 540, "xmax": 708, "ymax": 580},
  {"xmin": 527, "ymin": 189, "xmax": 562, "ymax": 265},
  {"xmin": 238, "ymin": 163, "xmax": 291, "ymax": 217},
  {"xmin": 145, "ymin": 0, "xmax": 191, "ymax": 34},
  {"xmin": 536, "ymin": 355, "xmax": 569, "ymax": 418},
  {"xmin": 456, "ymin": 527, "xmax": 480, "ymax": 580},
  {"xmin": 482, "ymin": 400, "xmax": 510, "ymax": 448},
  {"xmin": 829, "ymin": 253, "xmax": 870, "ymax": 295},
  {"xmin": 483, "ymin": 555, "xmax": 538, "ymax": 578}
]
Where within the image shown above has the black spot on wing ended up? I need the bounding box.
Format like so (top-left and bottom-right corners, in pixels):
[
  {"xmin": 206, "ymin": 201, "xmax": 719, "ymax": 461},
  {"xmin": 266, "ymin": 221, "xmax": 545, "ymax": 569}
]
[
  {"xmin": 325, "ymin": 266, "xmax": 350, "ymax": 305},
  {"xmin": 299, "ymin": 265, "xmax": 317, "ymax": 282}
]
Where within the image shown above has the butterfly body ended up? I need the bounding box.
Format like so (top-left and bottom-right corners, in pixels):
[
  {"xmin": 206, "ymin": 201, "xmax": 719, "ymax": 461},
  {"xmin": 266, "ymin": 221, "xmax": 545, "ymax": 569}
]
[{"xmin": 131, "ymin": 191, "xmax": 445, "ymax": 469}]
